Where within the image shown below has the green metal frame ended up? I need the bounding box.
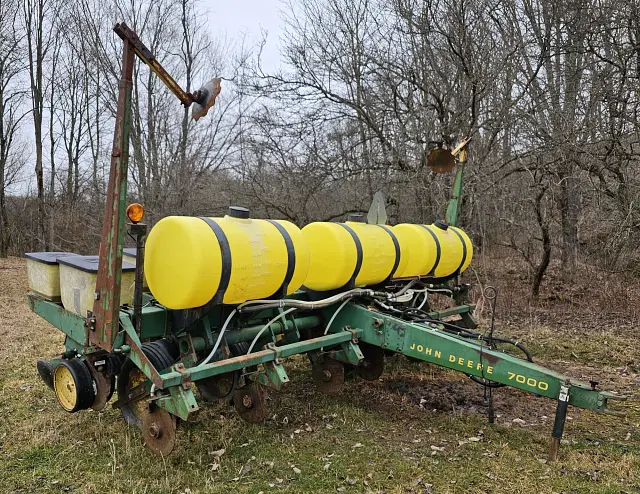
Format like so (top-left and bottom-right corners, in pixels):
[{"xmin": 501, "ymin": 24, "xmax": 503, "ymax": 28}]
[
  {"xmin": 324, "ymin": 304, "xmax": 620, "ymax": 413},
  {"xmin": 29, "ymin": 290, "xmax": 621, "ymax": 421}
]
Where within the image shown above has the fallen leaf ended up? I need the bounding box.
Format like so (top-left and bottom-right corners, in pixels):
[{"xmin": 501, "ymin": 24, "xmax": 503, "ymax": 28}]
[
  {"xmin": 209, "ymin": 449, "xmax": 225, "ymax": 457},
  {"xmin": 293, "ymin": 466, "xmax": 301, "ymax": 474}
]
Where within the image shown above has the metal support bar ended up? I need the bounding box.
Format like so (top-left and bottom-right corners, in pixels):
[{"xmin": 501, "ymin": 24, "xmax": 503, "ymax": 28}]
[
  {"xmin": 28, "ymin": 295, "xmax": 87, "ymax": 347},
  {"xmin": 446, "ymin": 137, "xmax": 471, "ymax": 227},
  {"xmin": 427, "ymin": 304, "xmax": 475, "ymax": 320},
  {"xmin": 130, "ymin": 222, "xmax": 147, "ymax": 334},
  {"xmin": 90, "ymin": 34, "xmax": 135, "ymax": 351},
  {"xmin": 159, "ymin": 331, "xmax": 360, "ymax": 389},
  {"xmin": 549, "ymin": 381, "xmax": 571, "ymax": 461},
  {"xmin": 325, "ymin": 303, "xmax": 622, "ymax": 414},
  {"xmin": 114, "ymin": 23, "xmax": 195, "ymax": 106}
]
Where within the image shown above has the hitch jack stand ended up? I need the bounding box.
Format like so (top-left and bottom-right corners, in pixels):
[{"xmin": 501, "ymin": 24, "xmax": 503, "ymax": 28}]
[{"xmin": 549, "ymin": 380, "xmax": 571, "ymax": 461}]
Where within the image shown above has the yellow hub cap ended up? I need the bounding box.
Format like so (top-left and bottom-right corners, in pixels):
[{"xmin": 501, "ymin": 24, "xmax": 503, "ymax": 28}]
[{"xmin": 53, "ymin": 364, "xmax": 78, "ymax": 411}]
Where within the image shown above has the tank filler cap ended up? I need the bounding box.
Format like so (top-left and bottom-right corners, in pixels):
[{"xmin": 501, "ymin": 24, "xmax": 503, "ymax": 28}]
[
  {"xmin": 434, "ymin": 219, "xmax": 449, "ymax": 230},
  {"xmin": 347, "ymin": 213, "xmax": 366, "ymax": 223},
  {"xmin": 229, "ymin": 206, "xmax": 250, "ymax": 219}
]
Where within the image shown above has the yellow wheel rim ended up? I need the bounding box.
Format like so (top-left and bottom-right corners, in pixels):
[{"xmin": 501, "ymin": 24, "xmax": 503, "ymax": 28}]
[{"xmin": 53, "ymin": 364, "xmax": 78, "ymax": 411}]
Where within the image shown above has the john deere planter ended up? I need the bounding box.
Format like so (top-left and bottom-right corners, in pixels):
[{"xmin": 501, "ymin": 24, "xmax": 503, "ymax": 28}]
[{"xmin": 26, "ymin": 22, "xmax": 624, "ymax": 458}]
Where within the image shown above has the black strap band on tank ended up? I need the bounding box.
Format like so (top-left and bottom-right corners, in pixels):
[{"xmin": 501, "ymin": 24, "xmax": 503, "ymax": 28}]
[
  {"xmin": 338, "ymin": 223, "xmax": 363, "ymax": 288},
  {"xmin": 266, "ymin": 220, "xmax": 296, "ymax": 298},
  {"xmin": 419, "ymin": 225, "xmax": 441, "ymax": 276},
  {"xmin": 375, "ymin": 224, "xmax": 401, "ymax": 279},
  {"xmin": 449, "ymin": 227, "xmax": 468, "ymax": 275},
  {"xmin": 199, "ymin": 217, "xmax": 232, "ymax": 304}
]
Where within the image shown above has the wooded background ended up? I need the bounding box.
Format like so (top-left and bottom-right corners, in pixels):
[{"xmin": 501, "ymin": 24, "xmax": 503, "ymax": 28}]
[{"xmin": 1, "ymin": 0, "xmax": 639, "ymax": 296}]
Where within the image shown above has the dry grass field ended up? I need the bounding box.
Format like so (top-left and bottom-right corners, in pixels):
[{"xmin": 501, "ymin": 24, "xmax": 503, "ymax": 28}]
[{"xmin": 1, "ymin": 256, "xmax": 639, "ymax": 493}]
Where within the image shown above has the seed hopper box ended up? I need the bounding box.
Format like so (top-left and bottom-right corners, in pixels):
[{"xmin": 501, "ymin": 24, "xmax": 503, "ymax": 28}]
[
  {"xmin": 25, "ymin": 252, "xmax": 78, "ymax": 301},
  {"xmin": 58, "ymin": 255, "xmax": 136, "ymax": 316}
]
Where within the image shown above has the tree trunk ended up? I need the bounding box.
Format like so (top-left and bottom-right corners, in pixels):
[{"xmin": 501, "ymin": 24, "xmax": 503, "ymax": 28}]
[
  {"xmin": 559, "ymin": 165, "xmax": 580, "ymax": 278},
  {"xmin": 0, "ymin": 174, "xmax": 8, "ymax": 257},
  {"xmin": 532, "ymin": 187, "xmax": 551, "ymax": 298}
]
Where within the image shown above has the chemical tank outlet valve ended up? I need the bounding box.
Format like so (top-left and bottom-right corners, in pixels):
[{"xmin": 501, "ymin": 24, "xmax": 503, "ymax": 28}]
[
  {"xmin": 229, "ymin": 206, "xmax": 250, "ymax": 219},
  {"xmin": 434, "ymin": 219, "xmax": 449, "ymax": 230},
  {"xmin": 347, "ymin": 213, "xmax": 366, "ymax": 223}
]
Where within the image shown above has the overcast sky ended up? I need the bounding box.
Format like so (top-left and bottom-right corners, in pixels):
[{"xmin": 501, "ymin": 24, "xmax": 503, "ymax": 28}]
[{"xmin": 203, "ymin": 0, "xmax": 285, "ymax": 70}]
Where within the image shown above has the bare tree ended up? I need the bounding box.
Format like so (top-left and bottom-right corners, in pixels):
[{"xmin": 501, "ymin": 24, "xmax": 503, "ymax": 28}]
[
  {"xmin": 22, "ymin": 0, "xmax": 58, "ymax": 250},
  {"xmin": 0, "ymin": 0, "xmax": 29, "ymax": 257}
]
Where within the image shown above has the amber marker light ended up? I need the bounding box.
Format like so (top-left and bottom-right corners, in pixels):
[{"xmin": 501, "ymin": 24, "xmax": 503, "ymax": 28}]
[{"xmin": 126, "ymin": 203, "xmax": 145, "ymax": 224}]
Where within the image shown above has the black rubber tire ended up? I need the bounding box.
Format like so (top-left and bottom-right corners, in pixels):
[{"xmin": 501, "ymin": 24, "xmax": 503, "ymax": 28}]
[
  {"xmin": 37, "ymin": 360, "xmax": 55, "ymax": 390},
  {"xmin": 54, "ymin": 358, "xmax": 96, "ymax": 413},
  {"xmin": 154, "ymin": 338, "xmax": 180, "ymax": 361},
  {"xmin": 230, "ymin": 341, "xmax": 250, "ymax": 356},
  {"xmin": 117, "ymin": 339, "xmax": 178, "ymax": 426}
]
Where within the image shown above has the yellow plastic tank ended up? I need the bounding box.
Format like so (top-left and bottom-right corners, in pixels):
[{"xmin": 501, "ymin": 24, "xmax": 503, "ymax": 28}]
[
  {"xmin": 301, "ymin": 214, "xmax": 403, "ymax": 291},
  {"xmin": 392, "ymin": 220, "xmax": 473, "ymax": 278},
  {"xmin": 144, "ymin": 207, "xmax": 310, "ymax": 309}
]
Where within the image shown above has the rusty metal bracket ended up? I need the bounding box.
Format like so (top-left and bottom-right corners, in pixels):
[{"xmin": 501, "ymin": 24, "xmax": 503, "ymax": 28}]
[
  {"xmin": 174, "ymin": 363, "xmax": 193, "ymax": 390},
  {"xmin": 329, "ymin": 341, "xmax": 364, "ymax": 366},
  {"xmin": 114, "ymin": 22, "xmax": 195, "ymax": 106},
  {"xmin": 256, "ymin": 360, "xmax": 290, "ymax": 390},
  {"xmin": 345, "ymin": 326, "xmax": 360, "ymax": 343}
]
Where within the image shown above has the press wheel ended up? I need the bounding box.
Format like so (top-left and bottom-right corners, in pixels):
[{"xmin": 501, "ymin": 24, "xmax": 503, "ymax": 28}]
[
  {"xmin": 141, "ymin": 407, "xmax": 177, "ymax": 456},
  {"xmin": 53, "ymin": 358, "xmax": 96, "ymax": 413},
  {"xmin": 312, "ymin": 357, "xmax": 345, "ymax": 395},
  {"xmin": 232, "ymin": 382, "xmax": 268, "ymax": 423}
]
